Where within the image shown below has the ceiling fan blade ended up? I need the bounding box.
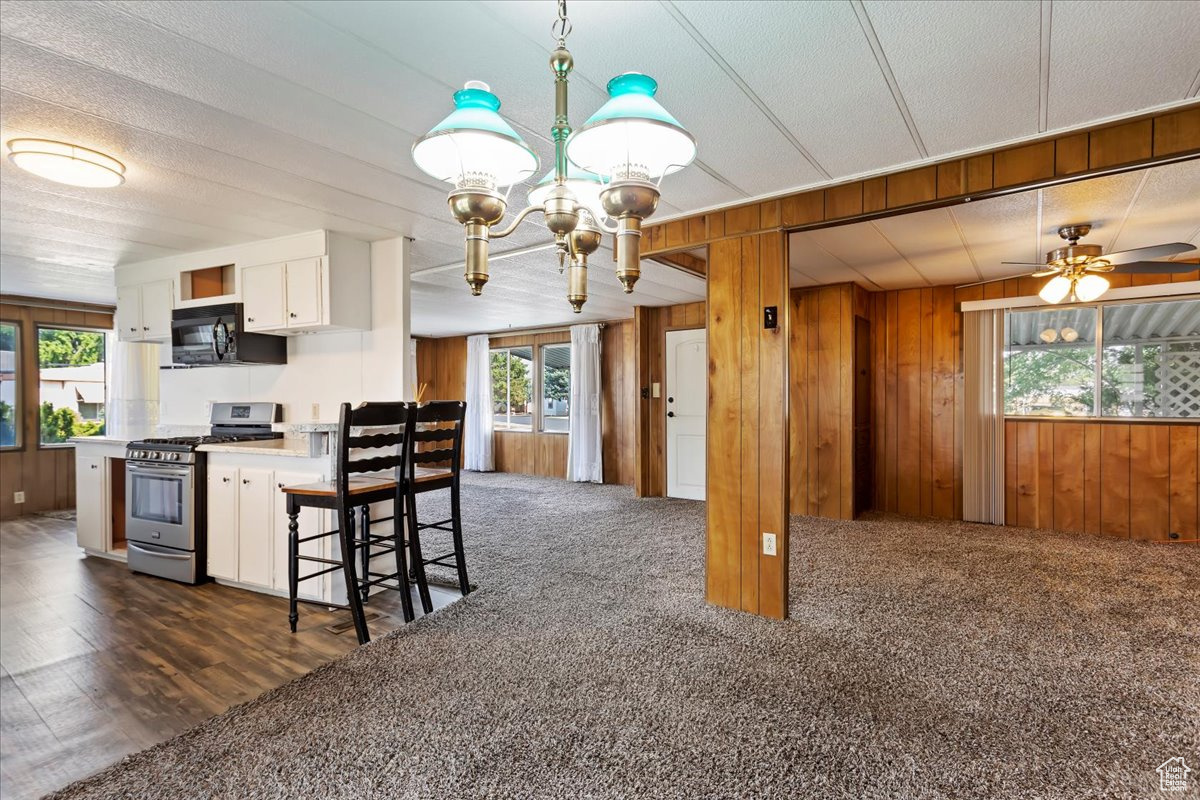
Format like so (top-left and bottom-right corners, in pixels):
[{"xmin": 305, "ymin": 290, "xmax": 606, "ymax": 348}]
[
  {"xmin": 1001, "ymin": 261, "xmax": 1047, "ymax": 266},
  {"xmin": 1031, "ymin": 268, "xmax": 1060, "ymax": 277},
  {"xmin": 1108, "ymin": 260, "xmax": 1199, "ymax": 275},
  {"xmin": 1100, "ymin": 242, "xmax": 1196, "ymax": 265}
]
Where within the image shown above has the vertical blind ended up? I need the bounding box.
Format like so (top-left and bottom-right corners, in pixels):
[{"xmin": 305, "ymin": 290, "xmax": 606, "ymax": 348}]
[{"xmin": 962, "ymin": 309, "xmax": 1005, "ymax": 524}]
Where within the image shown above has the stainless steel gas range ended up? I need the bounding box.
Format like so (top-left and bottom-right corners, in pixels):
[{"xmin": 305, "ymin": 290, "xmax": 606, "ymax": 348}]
[{"xmin": 125, "ymin": 402, "xmax": 281, "ymax": 584}]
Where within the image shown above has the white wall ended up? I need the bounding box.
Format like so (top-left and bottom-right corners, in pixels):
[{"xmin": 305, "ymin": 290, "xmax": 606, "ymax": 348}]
[{"xmin": 158, "ymin": 237, "xmax": 411, "ymax": 425}]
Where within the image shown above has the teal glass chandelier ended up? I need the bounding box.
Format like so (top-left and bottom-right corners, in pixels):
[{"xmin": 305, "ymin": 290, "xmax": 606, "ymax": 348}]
[{"xmin": 411, "ymin": 0, "xmax": 696, "ymax": 312}]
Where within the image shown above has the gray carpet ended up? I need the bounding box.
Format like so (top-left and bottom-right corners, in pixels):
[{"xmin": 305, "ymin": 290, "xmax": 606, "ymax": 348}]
[{"xmin": 47, "ymin": 473, "xmax": 1199, "ymax": 799}]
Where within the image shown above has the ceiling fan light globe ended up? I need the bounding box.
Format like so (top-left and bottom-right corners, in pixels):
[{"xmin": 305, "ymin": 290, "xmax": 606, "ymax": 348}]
[
  {"xmin": 1039, "ymin": 328, "xmax": 1059, "ymax": 343},
  {"xmin": 1039, "ymin": 275, "xmax": 1072, "ymax": 304},
  {"xmin": 1060, "ymin": 327, "xmax": 1079, "ymax": 343},
  {"xmin": 1074, "ymin": 274, "xmax": 1110, "ymax": 302}
]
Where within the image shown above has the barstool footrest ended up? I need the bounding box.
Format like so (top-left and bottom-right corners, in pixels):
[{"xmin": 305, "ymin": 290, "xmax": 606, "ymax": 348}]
[{"xmin": 297, "ymin": 554, "xmax": 346, "ymax": 566}]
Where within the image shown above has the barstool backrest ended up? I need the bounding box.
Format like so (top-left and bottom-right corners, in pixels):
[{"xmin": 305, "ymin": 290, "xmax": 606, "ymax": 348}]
[
  {"xmin": 336, "ymin": 401, "xmax": 411, "ymax": 490},
  {"xmin": 407, "ymin": 401, "xmax": 467, "ymax": 477}
]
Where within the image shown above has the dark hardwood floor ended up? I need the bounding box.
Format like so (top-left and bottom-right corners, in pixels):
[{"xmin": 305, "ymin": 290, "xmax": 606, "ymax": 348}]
[{"xmin": 0, "ymin": 514, "xmax": 458, "ymax": 800}]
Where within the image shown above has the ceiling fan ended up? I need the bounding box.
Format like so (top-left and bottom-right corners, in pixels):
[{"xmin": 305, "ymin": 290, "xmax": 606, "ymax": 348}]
[{"xmin": 976, "ymin": 224, "xmax": 1196, "ymax": 304}]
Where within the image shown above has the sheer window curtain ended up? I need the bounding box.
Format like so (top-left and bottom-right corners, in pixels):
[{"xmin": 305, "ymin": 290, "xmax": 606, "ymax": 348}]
[
  {"xmin": 567, "ymin": 324, "xmax": 603, "ymax": 483},
  {"xmin": 464, "ymin": 334, "xmax": 494, "ymax": 471},
  {"xmin": 962, "ymin": 309, "xmax": 1005, "ymax": 524}
]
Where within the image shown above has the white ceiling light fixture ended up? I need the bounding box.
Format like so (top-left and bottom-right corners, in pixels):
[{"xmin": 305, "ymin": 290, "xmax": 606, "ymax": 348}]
[
  {"xmin": 7, "ymin": 138, "xmax": 126, "ymax": 188},
  {"xmin": 411, "ymin": 0, "xmax": 696, "ymax": 312}
]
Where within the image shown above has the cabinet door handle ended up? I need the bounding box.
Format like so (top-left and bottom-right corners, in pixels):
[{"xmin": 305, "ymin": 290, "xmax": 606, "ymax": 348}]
[
  {"xmin": 143, "ymin": 326, "xmax": 149, "ymax": 331},
  {"xmin": 222, "ymin": 477, "xmax": 230, "ymax": 483},
  {"xmin": 242, "ymin": 478, "xmax": 250, "ymax": 485},
  {"xmin": 129, "ymin": 327, "xmax": 137, "ymax": 332},
  {"xmin": 667, "ymin": 411, "xmax": 675, "ymax": 418},
  {"xmin": 90, "ymin": 464, "xmax": 98, "ymax": 469},
  {"xmin": 247, "ymin": 317, "xmax": 255, "ymax": 323},
  {"xmin": 289, "ymin": 312, "xmax": 297, "ymax": 318}
]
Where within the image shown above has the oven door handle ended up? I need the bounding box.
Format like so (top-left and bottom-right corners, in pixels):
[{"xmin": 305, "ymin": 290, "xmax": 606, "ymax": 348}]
[
  {"xmin": 128, "ymin": 542, "xmax": 192, "ymax": 560},
  {"xmin": 127, "ymin": 463, "xmax": 191, "ymax": 476}
]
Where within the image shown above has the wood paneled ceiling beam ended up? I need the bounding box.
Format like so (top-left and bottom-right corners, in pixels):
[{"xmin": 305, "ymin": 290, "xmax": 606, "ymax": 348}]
[{"xmin": 643, "ymin": 105, "xmax": 1200, "ymax": 256}]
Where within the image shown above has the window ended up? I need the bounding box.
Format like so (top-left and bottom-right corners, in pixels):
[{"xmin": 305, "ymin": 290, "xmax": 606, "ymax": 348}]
[
  {"xmin": 1004, "ymin": 297, "xmax": 1200, "ymax": 419},
  {"xmin": 1100, "ymin": 299, "xmax": 1200, "ymax": 418},
  {"xmin": 540, "ymin": 343, "xmax": 571, "ymax": 433},
  {"xmin": 0, "ymin": 322, "xmax": 18, "ymax": 449},
  {"xmin": 38, "ymin": 326, "xmax": 107, "ymax": 445},
  {"xmin": 1005, "ymin": 307, "xmax": 1097, "ymax": 416},
  {"xmin": 491, "ymin": 346, "xmax": 533, "ymax": 431}
]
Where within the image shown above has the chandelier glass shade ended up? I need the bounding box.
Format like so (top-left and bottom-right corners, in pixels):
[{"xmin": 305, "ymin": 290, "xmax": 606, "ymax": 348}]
[
  {"xmin": 527, "ymin": 163, "xmax": 605, "ymax": 219},
  {"xmin": 566, "ymin": 72, "xmax": 696, "ymax": 180},
  {"xmin": 410, "ymin": 0, "xmax": 695, "ymax": 312},
  {"xmin": 411, "ymin": 83, "xmax": 538, "ymax": 188}
]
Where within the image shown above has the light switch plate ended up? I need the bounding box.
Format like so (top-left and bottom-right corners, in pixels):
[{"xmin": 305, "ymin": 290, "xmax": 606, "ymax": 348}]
[
  {"xmin": 13, "ymin": 491, "xmax": 25, "ymax": 504},
  {"xmin": 311, "ymin": 403, "xmax": 320, "ymax": 420},
  {"xmin": 651, "ymin": 382, "xmax": 661, "ymax": 398},
  {"xmin": 762, "ymin": 532, "xmax": 777, "ymax": 556}
]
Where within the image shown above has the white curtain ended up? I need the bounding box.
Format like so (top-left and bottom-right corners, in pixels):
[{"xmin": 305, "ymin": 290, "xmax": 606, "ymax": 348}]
[
  {"xmin": 464, "ymin": 334, "xmax": 494, "ymax": 471},
  {"xmin": 567, "ymin": 324, "xmax": 603, "ymax": 483},
  {"xmin": 962, "ymin": 309, "xmax": 1006, "ymax": 524}
]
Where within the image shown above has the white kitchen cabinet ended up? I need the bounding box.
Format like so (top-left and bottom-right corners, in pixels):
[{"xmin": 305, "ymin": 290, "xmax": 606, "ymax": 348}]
[
  {"xmin": 272, "ymin": 470, "xmax": 326, "ymax": 601},
  {"xmin": 116, "ymin": 279, "xmax": 174, "ymax": 342},
  {"xmin": 236, "ymin": 468, "xmax": 274, "ymax": 588},
  {"xmin": 206, "ymin": 465, "xmax": 239, "ymax": 580},
  {"xmin": 239, "ymin": 233, "xmax": 370, "ymax": 334},
  {"xmin": 75, "ymin": 455, "xmax": 109, "ymax": 552},
  {"xmin": 283, "ymin": 257, "xmax": 323, "ymax": 328},
  {"xmin": 241, "ymin": 262, "xmax": 286, "ymax": 332}
]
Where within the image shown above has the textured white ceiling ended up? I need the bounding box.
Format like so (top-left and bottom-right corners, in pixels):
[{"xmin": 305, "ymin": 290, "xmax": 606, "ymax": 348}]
[
  {"xmin": 788, "ymin": 161, "xmax": 1200, "ymax": 290},
  {"xmin": 0, "ymin": 0, "xmax": 1197, "ymax": 333}
]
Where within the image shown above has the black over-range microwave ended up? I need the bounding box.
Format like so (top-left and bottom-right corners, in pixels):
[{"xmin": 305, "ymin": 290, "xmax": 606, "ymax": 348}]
[{"xmin": 171, "ymin": 303, "xmax": 287, "ymax": 366}]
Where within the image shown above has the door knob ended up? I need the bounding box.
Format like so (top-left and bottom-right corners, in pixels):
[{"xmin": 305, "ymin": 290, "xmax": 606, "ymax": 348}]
[{"xmin": 667, "ymin": 411, "xmax": 675, "ymax": 418}]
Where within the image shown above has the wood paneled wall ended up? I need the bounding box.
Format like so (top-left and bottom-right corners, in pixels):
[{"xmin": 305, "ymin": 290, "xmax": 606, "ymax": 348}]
[
  {"xmin": 643, "ymin": 106, "xmax": 1200, "ymax": 255},
  {"xmin": 0, "ymin": 299, "xmax": 114, "ymax": 519},
  {"xmin": 416, "ymin": 323, "xmax": 638, "ymax": 485},
  {"xmin": 414, "ymin": 335, "xmax": 466, "ymax": 402},
  {"xmin": 788, "ymin": 284, "xmax": 870, "ymax": 519},
  {"xmin": 706, "ymin": 232, "xmax": 788, "ymax": 619},
  {"xmin": 633, "ymin": 301, "xmax": 705, "ymax": 497},
  {"xmin": 1005, "ymin": 420, "xmax": 1197, "ymax": 542},
  {"xmin": 600, "ymin": 320, "xmax": 636, "ymax": 487},
  {"xmin": 860, "ymin": 271, "xmax": 1199, "ymax": 533},
  {"xmin": 869, "ymin": 286, "xmax": 962, "ymax": 519}
]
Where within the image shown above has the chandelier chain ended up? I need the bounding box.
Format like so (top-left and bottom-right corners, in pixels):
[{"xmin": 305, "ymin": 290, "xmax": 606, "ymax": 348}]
[{"xmin": 552, "ymin": 0, "xmax": 572, "ymax": 42}]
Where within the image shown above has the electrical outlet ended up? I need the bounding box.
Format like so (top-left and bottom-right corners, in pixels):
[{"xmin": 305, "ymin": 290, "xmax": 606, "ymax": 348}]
[
  {"xmin": 311, "ymin": 403, "xmax": 320, "ymax": 420},
  {"xmin": 762, "ymin": 532, "xmax": 777, "ymax": 556},
  {"xmin": 13, "ymin": 491, "xmax": 25, "ymax": 504}
]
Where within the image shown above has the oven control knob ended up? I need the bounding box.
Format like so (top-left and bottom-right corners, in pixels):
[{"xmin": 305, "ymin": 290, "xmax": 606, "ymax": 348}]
[
  {"xmin": 134, "ymin": 450, "xmax": 144, "ymax": 459},
  {"xmin": 170, "ymin": 452, "xmax": 180, "ymax": 461}
]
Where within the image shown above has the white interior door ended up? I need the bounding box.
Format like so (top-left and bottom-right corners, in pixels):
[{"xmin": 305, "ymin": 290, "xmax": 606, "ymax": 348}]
[{"xmin": 666, "ymin": 329, "xmax": 707, "ymax": 501}]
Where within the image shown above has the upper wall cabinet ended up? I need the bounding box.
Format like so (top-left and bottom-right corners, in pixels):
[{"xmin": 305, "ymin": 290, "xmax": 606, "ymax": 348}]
[
  {"xmin": 114, "ymin": 231, "xmax": 372, "ymax": 336},
  {"xmin": 116, "ymin": 279, "xmax": 173, "ymax": 342},
  {"xmin": 241, "ymin": 238, "xmax": 371, "ymax": 334}
]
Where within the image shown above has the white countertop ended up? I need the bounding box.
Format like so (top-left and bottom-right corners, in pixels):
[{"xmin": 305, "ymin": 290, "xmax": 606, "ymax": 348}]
[
  {"xmin": 273, "ymin": 422, "xmax": 338, "ymax": 434},
  {"xmin": 197, "ymin": 439, "xmax": 318, "ymax": 458},
  {"xmin": 68, "ymin": 435, "xmax": 136, "ymax": 445}
]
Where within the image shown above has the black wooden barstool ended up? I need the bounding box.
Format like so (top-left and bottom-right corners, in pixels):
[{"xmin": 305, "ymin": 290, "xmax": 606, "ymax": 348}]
[
  {"xmin": 280, "ymin": 401, "xmax": 414, "ymax": 644},
  {"xmin": 405, "ymin": 400, "xmax": 471, "ymax": 608}
]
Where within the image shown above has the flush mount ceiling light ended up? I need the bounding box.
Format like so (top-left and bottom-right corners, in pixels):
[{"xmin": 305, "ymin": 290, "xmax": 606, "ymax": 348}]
[
  {"xmin": 6, "ymin": 138, "xmax": 125, "ymax": 187},
  {"xmin": 411, "ymin": 0, "xmax": 696, "ymax": 312}
]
